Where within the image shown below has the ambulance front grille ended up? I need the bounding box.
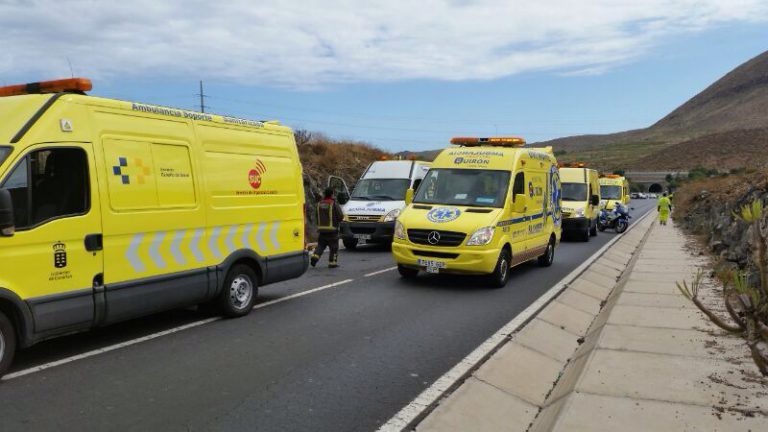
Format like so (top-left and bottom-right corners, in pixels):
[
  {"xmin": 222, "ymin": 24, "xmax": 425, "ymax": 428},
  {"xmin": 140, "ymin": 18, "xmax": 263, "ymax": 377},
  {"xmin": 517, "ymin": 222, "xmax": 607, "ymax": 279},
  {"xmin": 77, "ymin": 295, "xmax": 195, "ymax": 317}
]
[
  {"xmin": 348, "ymin": 214, "xmax": 382, "ymax": 223},
  {"xmin": 407, "ymin": 229, "xmax": 466, "ymax": 247}
]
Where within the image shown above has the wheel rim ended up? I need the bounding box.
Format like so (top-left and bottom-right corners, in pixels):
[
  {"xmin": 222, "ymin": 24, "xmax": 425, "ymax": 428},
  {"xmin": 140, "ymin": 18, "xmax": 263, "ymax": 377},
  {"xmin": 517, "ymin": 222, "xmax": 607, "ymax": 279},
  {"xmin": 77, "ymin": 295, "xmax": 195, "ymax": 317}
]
[
  {"xmin": 0, "ymin": 328, "xmax": 5, "ymax": 363},
  {"xmin": 499, "ymin": 257, "xmax": 508, "ymax": 281},
  {"xmin": 547, "ymin": 243, "xmax": 554, "ymax": 263},
  {"xmin": 230, "ymin": 275, "xmax": 254, "ymax": 310}
]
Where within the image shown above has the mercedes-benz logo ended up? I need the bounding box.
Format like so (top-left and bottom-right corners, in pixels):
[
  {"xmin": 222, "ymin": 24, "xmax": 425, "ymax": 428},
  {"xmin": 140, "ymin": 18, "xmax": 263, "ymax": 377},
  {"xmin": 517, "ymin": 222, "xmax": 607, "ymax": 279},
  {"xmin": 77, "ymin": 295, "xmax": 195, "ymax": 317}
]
[{"xmin": 427, "ymin": 231, "xmax": 441, "ymax": 245}]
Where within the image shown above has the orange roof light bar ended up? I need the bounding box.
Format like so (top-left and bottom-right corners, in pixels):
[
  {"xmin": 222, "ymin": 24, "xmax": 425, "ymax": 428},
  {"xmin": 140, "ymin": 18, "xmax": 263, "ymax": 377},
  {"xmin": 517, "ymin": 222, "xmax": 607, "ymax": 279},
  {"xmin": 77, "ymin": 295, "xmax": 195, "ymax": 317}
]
[
  {"xmin": 559, "ymin": 162, "xmax": 587, "ymax": 168},
  {"xmin": 0, "ymin": 77, "xmax": 92, "ymax": 97},
  {"xmin": 450, "ymin": 136, "xmax": 526, "ymax": 147},
  {"xmin": 600, "ymin": 174, "xmax": 622, "ymax": 179}
]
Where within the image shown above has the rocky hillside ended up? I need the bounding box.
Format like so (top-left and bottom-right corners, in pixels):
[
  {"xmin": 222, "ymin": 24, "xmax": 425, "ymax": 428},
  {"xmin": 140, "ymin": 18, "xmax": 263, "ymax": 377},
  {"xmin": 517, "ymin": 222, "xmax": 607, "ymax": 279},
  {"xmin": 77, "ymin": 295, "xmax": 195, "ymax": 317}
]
[
  {"xmin": 674, "ymin": 171, "xmax": 768, "ymax": 279},
  {"xmin": 540, "ymin": 50, "xmax": 768, "ymax": 170}
]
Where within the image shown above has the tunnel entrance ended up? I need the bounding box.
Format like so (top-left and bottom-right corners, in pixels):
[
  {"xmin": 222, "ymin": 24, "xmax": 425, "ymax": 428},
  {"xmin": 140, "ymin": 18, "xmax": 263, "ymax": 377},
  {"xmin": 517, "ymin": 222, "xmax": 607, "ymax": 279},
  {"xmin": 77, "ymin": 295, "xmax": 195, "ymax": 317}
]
[{"xmin": 649, "ymin": 183, "xmax": 663, "ymax": 193}]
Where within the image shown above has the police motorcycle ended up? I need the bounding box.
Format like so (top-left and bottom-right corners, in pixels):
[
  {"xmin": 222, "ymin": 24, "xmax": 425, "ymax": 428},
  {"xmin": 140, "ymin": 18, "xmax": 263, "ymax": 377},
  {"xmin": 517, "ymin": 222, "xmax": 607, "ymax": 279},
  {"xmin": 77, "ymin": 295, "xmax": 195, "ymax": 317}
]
[{"xmin": 597, "ymin": 202, "xmax": 631, "ymax": 233}]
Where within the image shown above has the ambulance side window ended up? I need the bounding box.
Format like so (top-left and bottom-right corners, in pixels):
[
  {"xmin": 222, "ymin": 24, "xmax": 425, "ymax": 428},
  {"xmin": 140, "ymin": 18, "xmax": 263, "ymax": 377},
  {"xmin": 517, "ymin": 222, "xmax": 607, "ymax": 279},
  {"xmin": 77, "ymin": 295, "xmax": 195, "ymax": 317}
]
[
  {"xmin": 0, "ymin": 148, "xmax": 90, "ymax": 230},
  {"xmin": 512, "ymin": 172, "xmax": 525, "ymax": 201}
]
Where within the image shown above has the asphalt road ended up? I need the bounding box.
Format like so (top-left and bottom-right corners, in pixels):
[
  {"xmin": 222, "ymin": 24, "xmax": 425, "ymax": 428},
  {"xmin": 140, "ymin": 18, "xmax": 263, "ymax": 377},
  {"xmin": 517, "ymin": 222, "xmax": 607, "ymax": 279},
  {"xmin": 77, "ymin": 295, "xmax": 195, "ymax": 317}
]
[{"xmin": 0, "ymin": 200, "xmax": 656, "ymax": 432}]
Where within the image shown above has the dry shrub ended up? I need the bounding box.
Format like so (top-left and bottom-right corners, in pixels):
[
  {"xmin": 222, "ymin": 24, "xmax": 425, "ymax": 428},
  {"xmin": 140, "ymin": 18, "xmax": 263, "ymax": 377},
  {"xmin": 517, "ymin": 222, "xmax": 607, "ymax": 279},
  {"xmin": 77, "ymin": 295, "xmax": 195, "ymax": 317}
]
[{"xmin": 673, "ymin": 170, "xmax": 768, "ymax": 221}]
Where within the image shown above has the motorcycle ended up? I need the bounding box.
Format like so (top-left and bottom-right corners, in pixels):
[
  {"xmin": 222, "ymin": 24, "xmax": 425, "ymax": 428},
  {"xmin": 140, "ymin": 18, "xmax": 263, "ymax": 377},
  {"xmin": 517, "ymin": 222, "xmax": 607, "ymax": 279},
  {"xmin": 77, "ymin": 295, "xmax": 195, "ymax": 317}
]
[{"xmin": 598, "ymin": 203, "xmax": 631, "ymax": 233}]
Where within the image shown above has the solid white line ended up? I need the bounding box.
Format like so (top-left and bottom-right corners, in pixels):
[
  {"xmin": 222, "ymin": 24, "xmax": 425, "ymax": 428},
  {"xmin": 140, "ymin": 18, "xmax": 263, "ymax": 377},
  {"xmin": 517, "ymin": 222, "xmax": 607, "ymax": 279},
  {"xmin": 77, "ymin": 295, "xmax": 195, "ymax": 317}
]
[
  {"xmin": 365, "ymin": 266, "xmax": 397, "ymax": 277},
  {"xmin": 2, "ymin": 278, "xmax": 356, "ymax": 382},
  {"xmin": 377, "ymin": 209, "xmax": 654, "ymax": 432},
  {"xmin": 253, "ymin": 279, "xmax": 353, "ymax": 310}
]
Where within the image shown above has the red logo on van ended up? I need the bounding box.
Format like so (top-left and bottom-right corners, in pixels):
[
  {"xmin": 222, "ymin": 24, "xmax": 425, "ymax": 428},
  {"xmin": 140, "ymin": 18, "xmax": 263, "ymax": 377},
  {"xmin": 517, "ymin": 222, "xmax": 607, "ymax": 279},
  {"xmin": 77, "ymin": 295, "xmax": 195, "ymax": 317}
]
[{"xmin": 249, "ymin": 159, "xmax": 267, "ymax": 189}]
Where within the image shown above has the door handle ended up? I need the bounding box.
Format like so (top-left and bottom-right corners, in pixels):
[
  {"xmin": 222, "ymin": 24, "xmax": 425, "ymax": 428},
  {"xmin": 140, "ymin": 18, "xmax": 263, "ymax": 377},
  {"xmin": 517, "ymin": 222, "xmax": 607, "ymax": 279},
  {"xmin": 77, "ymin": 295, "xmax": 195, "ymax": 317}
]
[{"xmin": 84, "ymin": 233, "xmax": 103, "ymax": 252}]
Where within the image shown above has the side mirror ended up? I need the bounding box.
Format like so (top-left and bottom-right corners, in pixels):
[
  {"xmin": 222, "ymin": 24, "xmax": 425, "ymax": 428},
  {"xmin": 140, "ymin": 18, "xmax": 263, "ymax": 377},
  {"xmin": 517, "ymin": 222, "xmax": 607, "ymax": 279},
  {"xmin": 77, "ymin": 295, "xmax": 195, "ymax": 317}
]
[
  {"xmin": 0, "ymin": 189, "xmax": 15, "ymax": 236},
  {"xmin": 337, "ymin": 192, "xmax": 350, "ymax": 205},
  {"xmin": 405, "ymin": 188, "xmax": 414, "ymax": 205},
  {"xmin": 513, "ymin": 194, "xmax": 527, "ymax": 214},
  {"xmin": 591, "ymin": 194, "xmax": 600, "ymax": 206}
]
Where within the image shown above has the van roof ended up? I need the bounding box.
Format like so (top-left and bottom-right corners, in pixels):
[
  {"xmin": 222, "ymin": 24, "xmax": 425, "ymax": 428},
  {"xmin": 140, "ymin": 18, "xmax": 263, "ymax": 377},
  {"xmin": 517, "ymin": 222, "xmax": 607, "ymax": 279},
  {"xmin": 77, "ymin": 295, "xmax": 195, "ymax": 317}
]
[
  {"xmin": 363, "ymin": 160, "xmax": 428, "ymax": 179},
  {"xmin": 1, "ymin": 92, "xmax": 292, "ymax": 145},
  {"xmin": 432, "ymin": 145, "xmax": 555, "ymax": 171}
]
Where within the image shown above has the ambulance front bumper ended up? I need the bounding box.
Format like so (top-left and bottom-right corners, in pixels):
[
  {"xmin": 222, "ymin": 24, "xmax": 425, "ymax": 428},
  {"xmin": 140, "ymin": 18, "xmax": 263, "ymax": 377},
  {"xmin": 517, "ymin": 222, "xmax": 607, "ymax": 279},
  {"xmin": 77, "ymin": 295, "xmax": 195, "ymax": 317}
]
[
  {"xmin": 340, "ymin": 221, "xmax": 395, "ymax": 243},
  {"xmin": 392, "ymin": 241, "xmax": 499, "ymax": 275}
]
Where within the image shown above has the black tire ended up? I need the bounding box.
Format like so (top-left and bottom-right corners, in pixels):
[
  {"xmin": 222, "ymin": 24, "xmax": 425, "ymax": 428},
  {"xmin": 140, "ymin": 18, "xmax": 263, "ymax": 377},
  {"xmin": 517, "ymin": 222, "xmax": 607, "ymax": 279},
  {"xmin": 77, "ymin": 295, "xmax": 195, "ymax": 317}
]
[
  {"xmin": 615, "ymin": 219, "xmax": 629, "ymax": 234},
  {"xmin": 581, "ymin": 226, "xmax": 590, "ymax": 242},
  {"xmin": 597, "ymin": 222, "xmax": 607, "ymax": 232},
  {"xmin": 218, "ymin": 264, "xmax": 258, "ymax": 317},
  {"xmin": 590, "ymin": 220, "xmax": 598, "ymax": 237},
  {"xmin": 0, "ymin": 310, "xmax": 17, "ymax": 378},
  {"xmin": 343, "ymin": 238, "xmax": 358, "ymax": 250},
  {"xmin": 538, "ymin": 237, "xmax": 556, "ymax": 267},
  {"xmin": 488, "ymin": 249, "xmax": 511, "ymax": 288},
  {"xmin": 398, "ymin": 265, "xmax": 419, "ymax": 279}
]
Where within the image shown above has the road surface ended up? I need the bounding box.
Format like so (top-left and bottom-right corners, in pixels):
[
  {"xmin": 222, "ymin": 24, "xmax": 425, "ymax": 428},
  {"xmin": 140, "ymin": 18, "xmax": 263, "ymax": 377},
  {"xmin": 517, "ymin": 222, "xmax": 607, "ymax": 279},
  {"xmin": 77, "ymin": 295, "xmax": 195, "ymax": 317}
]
[{"xmin": 0, "ymin": 200, "xmax": 656, "ymax": 432}]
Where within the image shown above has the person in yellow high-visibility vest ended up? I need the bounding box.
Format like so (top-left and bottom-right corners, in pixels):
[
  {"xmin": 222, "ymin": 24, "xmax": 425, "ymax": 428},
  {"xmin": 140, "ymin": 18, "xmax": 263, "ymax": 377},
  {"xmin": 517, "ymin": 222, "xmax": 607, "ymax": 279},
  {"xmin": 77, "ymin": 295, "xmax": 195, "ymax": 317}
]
[
  {"xmin": 657, "ymin": 192, "xmax": 672, "ymax": 225},
  {"xmin": 311, "ymin": 187, "xmax": 345, "ymax": 268}
]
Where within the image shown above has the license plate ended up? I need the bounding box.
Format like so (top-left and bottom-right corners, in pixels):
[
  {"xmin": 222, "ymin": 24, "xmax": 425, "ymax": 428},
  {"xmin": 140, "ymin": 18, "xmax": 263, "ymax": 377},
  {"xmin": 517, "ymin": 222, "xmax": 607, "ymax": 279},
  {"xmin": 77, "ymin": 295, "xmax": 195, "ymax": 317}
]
[
  {"xmin": 418, "ymin": 259, "xmax": 447, "ymax": 269},
  {"xmin": 354, "ymin": 234, "xmax": 372, "ymax": 240},
  {"xmin": 425, "ymin": 266, "xmax": 440, "ymax": 274}
]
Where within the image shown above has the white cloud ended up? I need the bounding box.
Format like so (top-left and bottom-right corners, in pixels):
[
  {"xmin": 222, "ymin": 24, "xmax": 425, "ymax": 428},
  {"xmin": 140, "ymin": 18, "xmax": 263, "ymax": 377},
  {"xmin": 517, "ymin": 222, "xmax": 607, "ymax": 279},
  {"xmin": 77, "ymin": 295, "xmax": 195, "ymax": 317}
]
[{"xmin": 0, "ymin": 0, "xmax": 766, "ymax": 88}]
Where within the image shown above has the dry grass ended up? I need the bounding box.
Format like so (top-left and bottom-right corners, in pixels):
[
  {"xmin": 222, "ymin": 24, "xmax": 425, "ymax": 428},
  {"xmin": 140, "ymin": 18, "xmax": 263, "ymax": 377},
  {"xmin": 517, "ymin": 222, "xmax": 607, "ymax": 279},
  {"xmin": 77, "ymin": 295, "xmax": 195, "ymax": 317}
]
[{"xmin": 673, "ymin": 171, "xmax": 768, "ymax": 221}]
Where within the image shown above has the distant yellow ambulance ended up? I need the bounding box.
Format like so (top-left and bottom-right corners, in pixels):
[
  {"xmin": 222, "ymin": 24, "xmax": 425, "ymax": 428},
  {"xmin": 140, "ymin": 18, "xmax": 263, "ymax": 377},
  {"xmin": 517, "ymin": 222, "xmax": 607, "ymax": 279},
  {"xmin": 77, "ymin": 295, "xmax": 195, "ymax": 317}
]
[
  {"xmin": 599, "ymin": 174, "xmax": 630, "ymax": 210},
  {"xmin": 559, "ymin": 164, "xmax": 600, "ymax": 241},
  {"xmin": 392, "ymin": 137, "xmax": 562, "ymax": 287},
  {"xmin": 0, "ymin": 78, "xmax": 307, "ymax": 376}
]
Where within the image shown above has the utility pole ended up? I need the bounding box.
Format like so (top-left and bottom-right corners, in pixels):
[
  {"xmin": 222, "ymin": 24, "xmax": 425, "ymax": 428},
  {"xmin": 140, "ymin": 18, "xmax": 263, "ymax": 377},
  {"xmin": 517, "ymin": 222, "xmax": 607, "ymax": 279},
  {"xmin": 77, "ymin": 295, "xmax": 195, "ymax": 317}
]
[{"xmin": 197, "ymin": 80, "xmax": 208, "ymax": 113}]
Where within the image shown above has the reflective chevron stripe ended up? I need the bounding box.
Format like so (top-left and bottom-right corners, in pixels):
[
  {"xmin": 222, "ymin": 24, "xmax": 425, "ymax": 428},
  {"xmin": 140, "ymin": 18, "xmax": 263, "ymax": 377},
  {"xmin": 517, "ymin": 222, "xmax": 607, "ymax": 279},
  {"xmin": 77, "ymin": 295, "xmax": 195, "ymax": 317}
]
[{"xmin": 123, "ymin": 222, "xmax": 286, "ymax": 272}]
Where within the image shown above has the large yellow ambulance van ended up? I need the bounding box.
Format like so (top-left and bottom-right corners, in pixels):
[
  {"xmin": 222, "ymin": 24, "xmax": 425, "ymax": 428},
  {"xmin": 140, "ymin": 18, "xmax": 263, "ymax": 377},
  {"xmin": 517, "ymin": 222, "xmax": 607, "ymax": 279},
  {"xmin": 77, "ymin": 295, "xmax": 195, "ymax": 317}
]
[
  {"xmin": 599, "ymin": 174, "xmax": 630, "ymax": 210},
  {"xmin": 0, "ymin": 78, "xmax": 307, "ymax": 376},
  {"xmin": 392, "ymin": 137, "xmax": 562, "ymax": 287},
  {"xmin": 559, "ymin": 164, "xmax": 600, "ymax": 241}
]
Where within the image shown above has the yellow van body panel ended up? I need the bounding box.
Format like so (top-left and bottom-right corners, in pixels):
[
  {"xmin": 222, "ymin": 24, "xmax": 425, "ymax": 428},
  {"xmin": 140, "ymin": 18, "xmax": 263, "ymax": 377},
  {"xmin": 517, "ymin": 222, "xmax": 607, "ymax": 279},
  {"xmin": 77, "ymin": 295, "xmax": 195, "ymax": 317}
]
[
  {"xmin": 599, "ymin": 176, "xmax": 631, "ymax": 210},
  {"xmin": 392, "ymin": 145, "xmax": 562, "ymax": 275},
  {"xmin": 0, "ymin": 93, "xmax": 306, "ymax": 341}
]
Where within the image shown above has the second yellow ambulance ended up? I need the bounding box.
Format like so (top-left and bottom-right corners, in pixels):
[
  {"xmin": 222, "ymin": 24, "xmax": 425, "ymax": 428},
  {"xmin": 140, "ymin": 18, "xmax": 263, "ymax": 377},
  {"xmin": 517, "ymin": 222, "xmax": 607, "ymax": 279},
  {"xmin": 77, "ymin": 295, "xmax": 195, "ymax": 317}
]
[
  {"xmin": 392, "ymin": 137, "xmax": 562, "ymax": 287},
  {"xmin": 559, "ymin": 164, "xmax": 600, "ymax": 241},
  {"xmin": 599, "ymin": 174, "xmax": 630, "ymax": 210}
]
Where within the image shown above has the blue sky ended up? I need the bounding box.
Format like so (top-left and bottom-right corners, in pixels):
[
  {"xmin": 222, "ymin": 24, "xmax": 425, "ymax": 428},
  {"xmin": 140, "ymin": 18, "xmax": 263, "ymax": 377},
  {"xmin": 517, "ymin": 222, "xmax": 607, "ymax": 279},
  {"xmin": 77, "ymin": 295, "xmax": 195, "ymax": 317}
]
[{"xmin": 2, "ymin": 1, "xmax": 768, "ymax": 152}]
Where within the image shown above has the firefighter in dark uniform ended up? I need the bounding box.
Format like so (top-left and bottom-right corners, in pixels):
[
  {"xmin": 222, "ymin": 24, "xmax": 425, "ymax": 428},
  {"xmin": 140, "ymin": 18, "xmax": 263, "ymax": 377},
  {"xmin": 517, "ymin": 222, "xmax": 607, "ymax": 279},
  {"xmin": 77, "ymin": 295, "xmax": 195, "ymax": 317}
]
[{"xmin": 311, "ymin": 187, "xmax": 345, "ymax": 268}]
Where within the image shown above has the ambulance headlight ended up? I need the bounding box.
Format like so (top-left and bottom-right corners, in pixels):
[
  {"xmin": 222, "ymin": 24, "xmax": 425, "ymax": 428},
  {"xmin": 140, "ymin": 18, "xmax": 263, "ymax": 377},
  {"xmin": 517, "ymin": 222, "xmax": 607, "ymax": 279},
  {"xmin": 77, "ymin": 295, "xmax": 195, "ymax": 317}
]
[
  {"xmin": 575, "ymin": 208, "xmax": 585, "ymax": 217},
  {"xmin": 383, "ymin": 208, "xmax": 401, "ymax": 222},
  {"xmin": 466, "ymin": 226, "xmax": 495, "ymax": 246},
  {"xmin": 395, "ymin": 221, "xmax": 406, "ymax": 240}
]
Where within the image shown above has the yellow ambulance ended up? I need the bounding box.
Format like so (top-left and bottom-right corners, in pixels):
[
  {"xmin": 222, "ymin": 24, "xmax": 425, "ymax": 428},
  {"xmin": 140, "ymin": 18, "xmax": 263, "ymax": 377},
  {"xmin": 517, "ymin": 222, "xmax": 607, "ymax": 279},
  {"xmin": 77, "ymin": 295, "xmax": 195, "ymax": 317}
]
[
  {"xmin": 0, "ymin": 78, "xmax": 307, "ymax": 376},
  {"xmin": 559, "ymin": 164, "xmax": 600, "ymax": 241},
  {"xmin": 392, "ymin": 137, "xmax": 562, "ymax": 287},
  {"xmin": 599, "ymin": 174, "xmax": 630, "ymax": 210}
]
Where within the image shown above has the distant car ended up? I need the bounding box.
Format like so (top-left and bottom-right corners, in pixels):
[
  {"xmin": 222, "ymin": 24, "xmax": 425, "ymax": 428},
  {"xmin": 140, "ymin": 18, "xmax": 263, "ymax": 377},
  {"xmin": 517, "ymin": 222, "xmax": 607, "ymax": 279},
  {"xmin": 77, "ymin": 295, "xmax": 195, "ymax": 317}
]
[
  {"xmin": 631, "ymin": 192, "xmax": 639, "ymax": 199},
  {"xmin": 648, "ymin": 193, "xmax": 658, "ymax": 199}
]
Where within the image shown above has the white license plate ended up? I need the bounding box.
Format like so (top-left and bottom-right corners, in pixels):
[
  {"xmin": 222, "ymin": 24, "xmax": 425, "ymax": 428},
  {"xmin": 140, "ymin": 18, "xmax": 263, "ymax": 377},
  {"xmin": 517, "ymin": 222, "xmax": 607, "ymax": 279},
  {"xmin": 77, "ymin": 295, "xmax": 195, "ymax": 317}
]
[
  {"xmin": 418, "ymin": 259, "xmax": 447, "ymax": 269},
  {"xmin": 354, "ymin": 234, "xmax": 372, "ymax": 240}
]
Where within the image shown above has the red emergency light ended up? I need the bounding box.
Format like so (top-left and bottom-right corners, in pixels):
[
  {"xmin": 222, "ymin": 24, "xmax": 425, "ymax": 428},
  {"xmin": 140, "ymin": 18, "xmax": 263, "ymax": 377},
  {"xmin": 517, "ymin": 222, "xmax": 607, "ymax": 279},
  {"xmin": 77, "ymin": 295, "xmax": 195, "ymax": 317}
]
[{"xmin": 0, "ymin": 78, "xmax": 92, "ymax": 97}]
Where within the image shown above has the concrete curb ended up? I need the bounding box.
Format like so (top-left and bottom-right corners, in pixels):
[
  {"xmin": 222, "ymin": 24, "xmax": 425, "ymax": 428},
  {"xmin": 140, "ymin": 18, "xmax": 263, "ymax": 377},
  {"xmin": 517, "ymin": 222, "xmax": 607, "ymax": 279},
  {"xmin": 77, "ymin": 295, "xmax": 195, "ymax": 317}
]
[{"xmin": 407, "ymin": 212, "xmax": 656, "ymax": 432}]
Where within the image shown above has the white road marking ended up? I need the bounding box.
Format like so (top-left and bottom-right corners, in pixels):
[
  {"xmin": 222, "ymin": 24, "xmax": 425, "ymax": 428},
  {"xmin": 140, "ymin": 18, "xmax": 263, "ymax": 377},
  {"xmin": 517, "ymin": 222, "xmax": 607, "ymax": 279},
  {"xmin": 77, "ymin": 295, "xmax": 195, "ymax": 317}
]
[
  {"xmin": 365, "ymin": 267, "xmax": 397, "ymax": 277},
  {"xmin": 2, "ymin": 278, "xmax": 356, "ymax": 382},
  {"xmin": 376, "ymin": 209, "xmax": 654, "ymax": 432}
]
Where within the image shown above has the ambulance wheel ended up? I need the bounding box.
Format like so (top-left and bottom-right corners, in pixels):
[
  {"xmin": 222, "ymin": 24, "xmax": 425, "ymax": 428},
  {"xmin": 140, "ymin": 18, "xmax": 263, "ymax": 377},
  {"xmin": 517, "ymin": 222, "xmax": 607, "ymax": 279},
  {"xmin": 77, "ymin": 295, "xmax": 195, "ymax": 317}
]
[
  {"xmin": 581, "ymin": 227, "xmax": 590, "ymax": 242},
  {"xmin": 538, "ymin": 237, "xmax": 556, "ymax": 267},
  {"xmin": 0, "ymin": 310, "xmax": 17, "ymax": 378},
  {"xmin": 343, "ymin": 238, "xmax": 358, "ymax": 250},
  {"xmin": 590, "ymin": 222, "xmax": 598, "ymax": 237},
  {"xmin": 488, "ymin": 249, "xmax": 511, "ymax": 288},
  {"xmin": 219, "ymin": 264, "xmax": 258, "ymax": 317},
  {"xmin": 398, "ymin": 265, "xmax": 419, "ymax": 279}
]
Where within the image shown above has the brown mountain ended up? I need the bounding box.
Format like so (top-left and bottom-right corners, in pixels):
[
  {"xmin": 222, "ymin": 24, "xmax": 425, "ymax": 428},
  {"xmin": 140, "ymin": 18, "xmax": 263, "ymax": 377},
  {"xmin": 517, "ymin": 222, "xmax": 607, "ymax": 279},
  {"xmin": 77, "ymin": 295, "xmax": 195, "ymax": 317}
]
[{"xmin": 540, "ymin": 50, "xmax": 768, "ymax": 170}]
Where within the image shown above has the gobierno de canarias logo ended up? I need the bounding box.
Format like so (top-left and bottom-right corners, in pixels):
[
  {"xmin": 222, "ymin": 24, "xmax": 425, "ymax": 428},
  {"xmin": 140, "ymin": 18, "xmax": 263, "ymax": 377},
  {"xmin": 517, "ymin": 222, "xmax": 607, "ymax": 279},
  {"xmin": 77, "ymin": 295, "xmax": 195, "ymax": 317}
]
[{"xmin": 249, "ymin": 159, "xmax": 267, "ymax": 189}]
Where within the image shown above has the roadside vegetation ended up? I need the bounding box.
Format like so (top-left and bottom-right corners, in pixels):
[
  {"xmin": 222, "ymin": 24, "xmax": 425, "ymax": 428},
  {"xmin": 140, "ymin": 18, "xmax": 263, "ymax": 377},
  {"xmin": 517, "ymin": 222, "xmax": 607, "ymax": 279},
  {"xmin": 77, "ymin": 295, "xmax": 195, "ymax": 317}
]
[{"xmin": 673, "ymin": 171, "xmax": 768, "ymax": 375}]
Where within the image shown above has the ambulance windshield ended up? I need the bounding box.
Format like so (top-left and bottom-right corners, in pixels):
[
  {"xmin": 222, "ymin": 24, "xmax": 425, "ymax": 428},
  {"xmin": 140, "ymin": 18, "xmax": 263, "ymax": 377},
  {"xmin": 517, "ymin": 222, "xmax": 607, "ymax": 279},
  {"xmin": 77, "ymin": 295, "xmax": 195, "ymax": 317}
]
[
  {"xmin": 600, "ymin": 185, "xmax": 622, "ymax": 199},
  {"xmin": 561, "ymin": 183, "xmax": 587, "ymax": 202},
  {"xmin": 0, "ymin": 147, "xmax": 9, "ymax": 167},
  {"xmin": 414, "ymin": 169, "xmax": 510, "ymax": 208},
  {"xmin": 350, "ymin": 178, "xmax": 410, "ymax": 201}
]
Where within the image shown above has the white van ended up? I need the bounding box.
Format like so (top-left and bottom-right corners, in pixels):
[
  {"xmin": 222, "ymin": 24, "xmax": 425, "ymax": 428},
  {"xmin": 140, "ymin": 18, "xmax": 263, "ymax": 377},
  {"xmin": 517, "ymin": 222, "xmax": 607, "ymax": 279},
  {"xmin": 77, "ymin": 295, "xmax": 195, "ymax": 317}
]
[{"xmin": 332, "ymin": 160, "xmax": 430, "ymax": 249}]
